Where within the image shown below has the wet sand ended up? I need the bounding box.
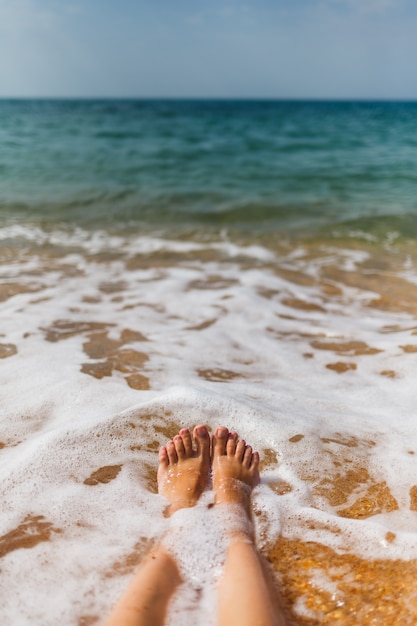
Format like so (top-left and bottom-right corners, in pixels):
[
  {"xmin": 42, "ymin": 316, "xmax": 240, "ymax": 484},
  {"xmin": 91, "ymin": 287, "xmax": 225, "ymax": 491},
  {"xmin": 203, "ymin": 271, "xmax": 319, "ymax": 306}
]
[{"xmin": 2, "ymin": 231, "xmax": 417, "ymax": 624}]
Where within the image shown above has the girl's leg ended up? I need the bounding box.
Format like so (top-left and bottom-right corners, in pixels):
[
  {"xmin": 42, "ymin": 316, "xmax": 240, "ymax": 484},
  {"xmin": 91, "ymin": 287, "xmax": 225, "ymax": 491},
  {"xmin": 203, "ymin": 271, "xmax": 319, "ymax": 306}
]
[
  {"xmin": 104, "ymin": 543, "xmax": 181, "ymax": 626},
  {"xmin": 212, "ymin": 427, "xmax": 287, "ymax": 626},
  {"xmin": 104, "ymin": 425, "xmax": 211, "ymax": 626}
]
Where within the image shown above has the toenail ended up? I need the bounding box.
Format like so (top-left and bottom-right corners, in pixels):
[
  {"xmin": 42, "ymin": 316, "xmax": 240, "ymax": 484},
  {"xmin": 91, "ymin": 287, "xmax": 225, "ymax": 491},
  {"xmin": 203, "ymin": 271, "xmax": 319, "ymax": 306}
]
[{"xmin": 196, "ymin": 426, "xmax": 207, "ymax": 436}]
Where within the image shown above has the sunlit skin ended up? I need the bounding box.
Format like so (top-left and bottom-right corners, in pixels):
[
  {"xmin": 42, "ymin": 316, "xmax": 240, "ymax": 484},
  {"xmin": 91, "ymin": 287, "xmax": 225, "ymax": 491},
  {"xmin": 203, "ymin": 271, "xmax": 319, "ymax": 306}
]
[
  {"xmin": 105, "ymin": 425, "xmax": 286, "ymax": 626},
  {"xmin": 211, "ymin": 426, "xmax": 260, "ymax": 518},
  {"xmin": 157, "ymin": 425, "xmax": 211, "ymax": 515}
]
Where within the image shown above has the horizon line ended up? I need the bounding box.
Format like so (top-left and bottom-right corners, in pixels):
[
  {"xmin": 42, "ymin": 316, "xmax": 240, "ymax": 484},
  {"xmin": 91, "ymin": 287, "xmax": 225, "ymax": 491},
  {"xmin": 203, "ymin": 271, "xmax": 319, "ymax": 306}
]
[{"xmin": 1, "ymin": 96, "xmax": 417, "ymax": 102}]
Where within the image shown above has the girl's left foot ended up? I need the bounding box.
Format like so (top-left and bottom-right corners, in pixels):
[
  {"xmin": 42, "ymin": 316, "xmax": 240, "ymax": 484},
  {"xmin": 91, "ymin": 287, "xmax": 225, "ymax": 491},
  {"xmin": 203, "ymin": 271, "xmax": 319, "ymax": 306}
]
[{"xmin": 157, "ymin": 425, "xmax": 211, "ymax": 515}]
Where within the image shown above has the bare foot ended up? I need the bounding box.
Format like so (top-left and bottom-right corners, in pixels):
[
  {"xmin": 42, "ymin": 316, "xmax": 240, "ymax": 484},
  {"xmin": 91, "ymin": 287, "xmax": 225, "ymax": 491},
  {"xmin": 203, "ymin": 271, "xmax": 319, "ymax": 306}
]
[
  {"xmin": 212, "ymin": 426, "xmax": 260, "ymax": 518},
  {"xmin": 157, "ymin": 425, "xmax": 211, "ymax": 515}
]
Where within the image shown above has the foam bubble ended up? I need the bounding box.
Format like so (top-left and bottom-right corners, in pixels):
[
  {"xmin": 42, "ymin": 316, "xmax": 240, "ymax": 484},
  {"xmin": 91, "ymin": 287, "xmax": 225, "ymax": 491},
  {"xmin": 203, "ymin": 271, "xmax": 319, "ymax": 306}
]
[{"xmin": 2, "ymin": 225, "xmax": 417, "ymax": 623}]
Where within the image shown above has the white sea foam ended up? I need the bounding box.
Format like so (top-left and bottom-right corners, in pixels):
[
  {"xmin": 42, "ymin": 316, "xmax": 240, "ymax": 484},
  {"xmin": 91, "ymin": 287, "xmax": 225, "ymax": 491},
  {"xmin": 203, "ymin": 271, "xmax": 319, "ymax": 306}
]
[{"xmin": 2, "ymin": 225, "xmax": 417, "ymax": 624}]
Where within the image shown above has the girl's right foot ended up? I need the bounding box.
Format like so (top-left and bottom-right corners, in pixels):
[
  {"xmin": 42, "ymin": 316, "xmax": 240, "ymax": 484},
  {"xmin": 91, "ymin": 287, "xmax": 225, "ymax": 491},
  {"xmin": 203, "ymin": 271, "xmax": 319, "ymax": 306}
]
[{"xmin": 211, "ymin": 426, "xmax": 260, "ymax": 519}]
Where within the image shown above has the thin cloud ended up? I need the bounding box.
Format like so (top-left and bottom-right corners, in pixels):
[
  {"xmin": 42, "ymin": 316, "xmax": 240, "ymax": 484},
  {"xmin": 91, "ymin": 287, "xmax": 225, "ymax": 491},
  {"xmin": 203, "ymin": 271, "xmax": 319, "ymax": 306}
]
[
  {"xmin": 184, "ymin": 3, "xmax": 251, "ymax": 25},
  {"xmin": 184, "ymin": 14, "xmax": 205, "ymax": 25},
  {"xmin": 0, "ymin": 0, "xmax": 415, "ymax": 98},
  {"xmin": 327, "ymin": 0, "xmax": 399, "ymax": 14},
  {"xmin": 0, "ymin": 0, "xmax": 59, "ymax": 34}
]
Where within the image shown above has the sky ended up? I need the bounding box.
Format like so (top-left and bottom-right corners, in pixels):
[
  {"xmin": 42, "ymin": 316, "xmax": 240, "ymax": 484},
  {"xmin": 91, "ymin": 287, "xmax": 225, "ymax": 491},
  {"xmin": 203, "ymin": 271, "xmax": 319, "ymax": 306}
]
[{"xmin": 0, "ymin": 0, "xmax": 416, "ymax": 99}]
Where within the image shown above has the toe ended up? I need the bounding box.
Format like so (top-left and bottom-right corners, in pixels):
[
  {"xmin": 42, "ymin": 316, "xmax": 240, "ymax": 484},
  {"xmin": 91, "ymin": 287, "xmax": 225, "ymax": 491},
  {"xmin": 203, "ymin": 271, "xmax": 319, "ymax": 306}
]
[
  {"xmin": 226, "ymin": 432, "xmax": 238, "ymax": 456},
  {"xmin": 243, "ymin": 445, "xmax": 253, "ymax": 467},
  {"xmin": 212, "ymin": 426, "xmax": 229, "ymax": 457},
  {"xmin": 180, "ymin": 428, "xmax": 193, "ymax": 456},
  {"xmin": 174, "ymin": 434, "xmax": 186, "ymax": 459},
  {"xmin": 193, "ymin": 424, "xmax": 210, "ymax": 459},
  {"xmin": 167, "ymin": 440, "xmax": 178, "ymax": 464},
  {"xmin": 158, "ymin": 446, "xmax": 169, "ymax": 466},
  {"xmin": 251, "ymin": 450, "xmax": 260, "ymax": 471},
  {"xmin": 236, "ymin": 439, "xmax": 246, "ymax": 461},
  {"xmin": 251, "ymin": 451, "xmax": 261, "ymax": 486}
]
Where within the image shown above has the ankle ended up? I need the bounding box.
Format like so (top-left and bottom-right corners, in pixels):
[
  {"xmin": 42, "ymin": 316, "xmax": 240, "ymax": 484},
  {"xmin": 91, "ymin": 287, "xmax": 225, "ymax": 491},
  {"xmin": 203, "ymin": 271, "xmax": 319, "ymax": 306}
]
[
  {"xmin": 165, "ymin": 497, "xmax": 199, "ymax": 516},
  {"xmin": 214, "ymin": 477, "xmax": 252, "ymax": 506},
  {"xmin": 215, "ymin": 501, "xmax": 255, "ymax": 541},
  {"xmin": 228, "ymin": 528, "xmax": 255, "ymax": 545}
]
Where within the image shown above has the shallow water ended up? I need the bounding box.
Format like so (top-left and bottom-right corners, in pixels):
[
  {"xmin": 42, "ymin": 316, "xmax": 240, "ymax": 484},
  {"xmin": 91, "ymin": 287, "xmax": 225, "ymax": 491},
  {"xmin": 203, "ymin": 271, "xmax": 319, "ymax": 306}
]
[
  {"xmin": 2, "ymin": 225, "xmax": 417, "ymax": 624},
  {"xmin": 1, "ymin": 99, "xmax": 417, "ymax": 240},
  {"xmin": 2, "ymin": 98, "xmax": 417, "ymax": 623}
]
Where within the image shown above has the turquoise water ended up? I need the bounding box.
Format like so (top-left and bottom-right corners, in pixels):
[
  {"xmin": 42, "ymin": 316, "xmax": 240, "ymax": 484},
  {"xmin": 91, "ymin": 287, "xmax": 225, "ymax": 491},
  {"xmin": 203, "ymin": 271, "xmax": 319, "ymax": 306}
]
[
  {"xmin": 1, "ymin": 99, "xmax": 417, "ymax": 240},
  {"xmin": 4, "ymin": 100, "xmax": 417, "ymax": 625}
]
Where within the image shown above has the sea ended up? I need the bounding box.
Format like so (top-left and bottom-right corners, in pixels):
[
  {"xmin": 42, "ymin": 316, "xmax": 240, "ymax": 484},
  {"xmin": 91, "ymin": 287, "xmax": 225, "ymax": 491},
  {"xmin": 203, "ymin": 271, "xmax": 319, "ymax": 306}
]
[{"xmin": 1, "ymin": 99, "xmax": 417, "ymax": 625}]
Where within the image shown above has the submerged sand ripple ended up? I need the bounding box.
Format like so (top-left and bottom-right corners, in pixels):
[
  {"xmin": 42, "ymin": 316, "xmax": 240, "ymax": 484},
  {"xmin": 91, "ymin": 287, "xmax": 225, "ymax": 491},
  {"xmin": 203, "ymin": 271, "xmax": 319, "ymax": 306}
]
[{"xmin": 2, "ymin": 234, "xmax": 417, "ymax": 624}]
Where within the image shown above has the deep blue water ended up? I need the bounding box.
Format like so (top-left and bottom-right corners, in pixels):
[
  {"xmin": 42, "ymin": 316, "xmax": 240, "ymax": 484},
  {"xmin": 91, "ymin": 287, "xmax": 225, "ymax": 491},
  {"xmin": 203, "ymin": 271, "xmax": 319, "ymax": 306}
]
[{"xmin": 1, "ymin": 99, "xmax": 417, "ymax": 240}]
